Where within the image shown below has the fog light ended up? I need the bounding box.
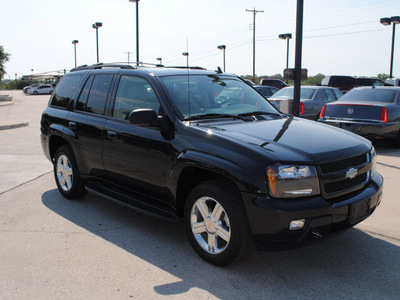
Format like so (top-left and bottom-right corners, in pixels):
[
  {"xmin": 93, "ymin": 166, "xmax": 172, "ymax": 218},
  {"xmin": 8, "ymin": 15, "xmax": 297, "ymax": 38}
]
[{"xmin": 289, "ymin": 219, "xmax": 305, "ymax": 231}]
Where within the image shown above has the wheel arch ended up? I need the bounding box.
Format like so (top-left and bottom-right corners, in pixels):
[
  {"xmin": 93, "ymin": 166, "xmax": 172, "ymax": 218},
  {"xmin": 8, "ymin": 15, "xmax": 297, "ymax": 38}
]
[
  {"xmin": 49, "ymin": 135, "xmax": 72, "ymax": 161},
  {"xmin": 171, "ymin": 151, "xmax": 252, "ymax": 218}
]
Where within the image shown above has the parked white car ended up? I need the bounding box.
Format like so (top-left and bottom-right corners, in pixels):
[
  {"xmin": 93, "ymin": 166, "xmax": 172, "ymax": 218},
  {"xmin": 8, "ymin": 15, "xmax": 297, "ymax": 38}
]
[
  {"xmin": 385, "ymin": 78, "xmax": 400, "ymax": 86},
  {"xmin": 29, "ymin": 84, "xmax": 54, "ymax": 95}
]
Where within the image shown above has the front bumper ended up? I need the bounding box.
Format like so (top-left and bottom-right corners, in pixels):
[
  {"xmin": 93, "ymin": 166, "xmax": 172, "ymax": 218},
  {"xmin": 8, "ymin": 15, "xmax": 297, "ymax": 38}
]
[
  {"xmin": 319, "ymin": 119, "xmax": 400, "ymax": 139},
  {"xmin": 242, "ymin": 172, "xmax": 383, "ymax": 248}
]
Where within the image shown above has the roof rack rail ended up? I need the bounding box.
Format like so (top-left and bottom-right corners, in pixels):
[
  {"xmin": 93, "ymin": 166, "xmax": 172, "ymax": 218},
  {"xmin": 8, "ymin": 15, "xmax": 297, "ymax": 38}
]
[
  {"xmin": 70, "ymin": 62, "xmax": 167, "ymax": 72},
  {"xmin": 164, "ymin": 66, "xmax": 207, "ymax": 70},
  {"xmin": 70, "ymin": 63, "xmax": 136, "ymax": 72}
]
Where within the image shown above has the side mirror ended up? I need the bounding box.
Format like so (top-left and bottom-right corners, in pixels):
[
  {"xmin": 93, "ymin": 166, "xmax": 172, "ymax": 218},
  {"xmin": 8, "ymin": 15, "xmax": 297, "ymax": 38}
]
[{"xmin": 128, "ymin": 109, "xmax": 167, "ymax": 129}]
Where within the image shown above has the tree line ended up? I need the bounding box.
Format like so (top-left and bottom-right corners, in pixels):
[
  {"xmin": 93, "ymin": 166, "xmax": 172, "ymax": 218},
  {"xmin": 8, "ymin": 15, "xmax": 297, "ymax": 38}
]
[{"xmin": 241, "ymin": 73, "xmax": 391, "ymax": 86}]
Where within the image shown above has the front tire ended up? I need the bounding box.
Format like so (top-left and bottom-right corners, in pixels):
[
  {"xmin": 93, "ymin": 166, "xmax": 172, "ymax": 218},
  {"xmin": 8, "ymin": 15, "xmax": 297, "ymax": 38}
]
[
  {"xmin": 53, "ymin": 146, "xmax": 86, "ymax": 199},
  {"xmin": 184, "ymin": 180, "xmax": 253, "ymax": 266}
]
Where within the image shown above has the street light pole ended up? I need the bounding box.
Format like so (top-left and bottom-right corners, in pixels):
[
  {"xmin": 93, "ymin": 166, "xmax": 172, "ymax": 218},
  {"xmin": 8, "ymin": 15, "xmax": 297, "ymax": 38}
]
[
  {"xmin": 246, "ymin": 8, "xmax": 264, "ymax": 83},
  {"xmin": 129, "ymin": 0, "xmax": 140, "ymax": 66},
  {"xmin": 217, "ymin": 45, "xmax": 226, "ymax": 72},
  {"xmin": 182, "ymin": 52, "xmax": 189, "ymax": 68},
  {"xmin": 72, "ymin": 40, "xmax": 79, "ymax": 68},
  {"xmin": 380, "ymin": 16, "xmax": 400, "ymax": 78},
  {"xmin": 92, "ymin": 22, "xmax": 102, "ymax": 63},
  {"xmin": 279, "ymin": 33, "xmax": 292, "ymax": 83}
]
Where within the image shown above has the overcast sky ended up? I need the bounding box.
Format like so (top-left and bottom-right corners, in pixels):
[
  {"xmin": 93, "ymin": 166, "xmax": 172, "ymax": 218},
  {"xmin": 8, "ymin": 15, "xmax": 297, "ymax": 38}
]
[{"xmin": 1, "ymin": 0, "xmax": 400, "ymax": 79}]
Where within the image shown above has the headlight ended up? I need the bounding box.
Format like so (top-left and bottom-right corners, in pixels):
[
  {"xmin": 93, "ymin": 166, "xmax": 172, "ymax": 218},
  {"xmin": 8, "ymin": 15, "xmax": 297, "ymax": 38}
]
[
  {"xmin": 267, "ymin": 165, "xmax": 320, "ymax": 198},
  {"xmin": 370, "ymin": 147, "xmax": 377, "ymax": 177}
]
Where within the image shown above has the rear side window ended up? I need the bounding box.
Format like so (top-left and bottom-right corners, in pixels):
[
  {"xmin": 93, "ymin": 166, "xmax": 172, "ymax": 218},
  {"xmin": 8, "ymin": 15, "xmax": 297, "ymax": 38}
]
[
  {"xmin": 50, "ymin": 75, "xmax": 84, "ymax": 108},
  {"xmin": 322, "ymin": 89, "xmax": 335, "ymax": 101},
  {"xmin": 85, "ymin": 74, "xmax": 113, "ymax": 115},
  {"xmin": 332, "ymin": 89, "xmax": 343, "ymax": 99},
  {"xmin": 76, "ymin": 76, "xmax": 95, "ymax": 111}
]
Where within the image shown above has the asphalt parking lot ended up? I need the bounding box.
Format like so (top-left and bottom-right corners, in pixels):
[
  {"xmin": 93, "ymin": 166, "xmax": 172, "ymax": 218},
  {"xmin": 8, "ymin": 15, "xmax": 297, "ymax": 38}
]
[{"xmin": 0, "ymin": 91, "xmax": 399, "ymax": 299}]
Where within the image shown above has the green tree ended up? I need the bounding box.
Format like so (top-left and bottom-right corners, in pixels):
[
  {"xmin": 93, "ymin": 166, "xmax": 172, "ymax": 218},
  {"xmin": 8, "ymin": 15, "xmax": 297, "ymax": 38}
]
[
  {"xmin": 303, "ymin": 73, "xmax": 325, "ymax": 85},
  {"xmin": 377, "ymin": 73, "xmax": 390, "ymax": 81},
  {"xmin": 0, "ymin": 46, "xmax": 11, "ymax": 80}
]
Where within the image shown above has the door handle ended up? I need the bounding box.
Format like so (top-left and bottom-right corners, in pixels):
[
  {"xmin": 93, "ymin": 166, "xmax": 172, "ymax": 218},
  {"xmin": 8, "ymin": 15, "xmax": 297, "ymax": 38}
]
[
  {"xmin": 107, "ymin": 131, "xmax": 117, "ymax": 138},
  {"xmin": 68, "ymin": 122, "xmax": 76, "ymax": 130}
]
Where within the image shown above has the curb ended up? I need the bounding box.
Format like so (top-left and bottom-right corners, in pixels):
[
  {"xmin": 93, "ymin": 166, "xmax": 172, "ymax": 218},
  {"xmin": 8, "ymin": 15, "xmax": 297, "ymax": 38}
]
[{"xmin": 0, "ymin": 95, "xmax": 15, "ymax": 106}]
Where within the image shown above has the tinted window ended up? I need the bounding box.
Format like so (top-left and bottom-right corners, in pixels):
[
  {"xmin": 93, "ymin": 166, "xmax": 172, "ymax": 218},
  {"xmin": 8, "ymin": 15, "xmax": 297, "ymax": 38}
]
[
  {"xmin": 322, "ymin": 89, "xmax": 335, "ymax": 101},
  {"xmin": 261, "ymin": 88, "xmax": 272, "ymax": 97},
  {"xmin": 86, "ymin": 74, "xmax": 113, "ymax": 115},
  {"xmin": 76, "ymin": 75, "xmax": 94, "ymax": 111},
  {"xmin": 257, "ymin": 87, "xmax": 278, "ymax": 97},
  {"xmin": 272, "ymin": 87, "xmax": 317, "ymax": 99},
  {"xmin": 332, "ymin": 88, "xmax": 343, "ymax": 99},
  {"xmin": 331, "ymin": 76, "xmax": 354, "ymax": 86},
  {"xmin": 113, "ymin": 76, "xmax": 160, "ymax": 120},
  {"xmin": 50, "ymin": 74, "xmax": 84, "ymax": 108},
  {"xmin": 340, "ymin": 89, "xmax": 399, "ymax": 103}
]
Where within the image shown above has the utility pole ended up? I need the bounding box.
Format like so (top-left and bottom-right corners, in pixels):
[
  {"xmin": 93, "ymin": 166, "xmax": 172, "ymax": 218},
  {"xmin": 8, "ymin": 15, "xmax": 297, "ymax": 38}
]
[
  {"xmin": 293, "ymin": 0, "xmax": 304, "ymax": 117},
  {"xmin": 246, "ymin": 8, "xmax": 264, "ymax": 83},
  {"xmin": 124, "ymin": 51, "xmax": 134, "ymax": 64}
]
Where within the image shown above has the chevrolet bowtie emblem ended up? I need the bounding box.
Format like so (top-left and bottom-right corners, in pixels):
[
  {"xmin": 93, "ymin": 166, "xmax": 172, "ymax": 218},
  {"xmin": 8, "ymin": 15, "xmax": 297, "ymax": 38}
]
[{"xmin": 346, "ymin": 168, "xmax": 357, "ymax": 179}]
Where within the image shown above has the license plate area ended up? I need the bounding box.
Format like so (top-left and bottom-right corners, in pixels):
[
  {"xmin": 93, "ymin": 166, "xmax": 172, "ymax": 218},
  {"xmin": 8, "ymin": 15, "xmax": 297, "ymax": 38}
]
[{"xmin": 349, "ymin": 199, "xmax": 371, "ymax": 224}]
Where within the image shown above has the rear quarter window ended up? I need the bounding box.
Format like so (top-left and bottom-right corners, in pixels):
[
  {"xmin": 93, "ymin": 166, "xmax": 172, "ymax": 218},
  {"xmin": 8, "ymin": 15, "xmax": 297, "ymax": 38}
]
[{"xmin": 50, "ymin": 75, "xmax": 84, "ymax": 108}]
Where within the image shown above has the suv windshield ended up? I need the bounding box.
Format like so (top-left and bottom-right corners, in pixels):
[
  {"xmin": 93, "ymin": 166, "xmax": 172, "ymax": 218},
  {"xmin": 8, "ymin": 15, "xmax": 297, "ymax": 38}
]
[
  {"xmin": 160, "ymin": 75, "xmax": 279, "ymax": 119},
  {"xmin": 339, "ymin": 89, "xmax": 399, "ymax": 103},
  {"xmin": 272, "ymin": 87, "xmax": 317, "ymax": 100}
]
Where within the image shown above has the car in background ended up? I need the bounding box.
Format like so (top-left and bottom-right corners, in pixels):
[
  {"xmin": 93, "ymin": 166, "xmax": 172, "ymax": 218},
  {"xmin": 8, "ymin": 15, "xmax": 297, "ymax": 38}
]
[
  {"xmin": 23, "ymin": 84, "xmax": 40, "ymax": 94},
  {"xmin": 29, "ymin": 84, "xmax": 54, "ymax": 95},
  {"xmin": 268, "ymin": 86, "xmax": 343, "ymax": 120},
  {"xmin": 318, "ymin": 87, "xmax": 400, "ymax": 148},
  {"xmin": 322, "ymin": 75, "xmax": 387, "ymax": 93},
  {"xmin": 254, "ymin": 85, "xmax": 279, "ymax": 98},
  {"xmin": 259, "ymin": 78, "xmax": 288, "ymax": 89},
  {"xmin": 321, "ymin": 75, "xmax": 355, "ymax": 93},
  {"xmin": 354, "ymin": 77, "xmax": 386, "ymax": 87},
  {"xmin": 385, "ymin": 78, "xmax": 400, "ymax": 86}
]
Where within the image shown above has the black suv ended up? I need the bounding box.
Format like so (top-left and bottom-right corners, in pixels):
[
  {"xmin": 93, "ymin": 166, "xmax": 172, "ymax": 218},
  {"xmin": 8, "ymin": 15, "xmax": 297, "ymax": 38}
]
[{"xmin": 41, "ymin": 64, "xmax": 383, "ymax": 266}]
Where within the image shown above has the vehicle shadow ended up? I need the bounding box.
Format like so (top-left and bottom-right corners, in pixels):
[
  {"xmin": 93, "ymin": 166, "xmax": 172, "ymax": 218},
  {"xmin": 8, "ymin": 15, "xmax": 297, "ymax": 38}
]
[
  {"xmin": 371, "ymin": 138, "xmax": 400, "ymax": 158},
  {"xmin": 42, "ymin": 189, "xmax": 400, "ymax": 299}
]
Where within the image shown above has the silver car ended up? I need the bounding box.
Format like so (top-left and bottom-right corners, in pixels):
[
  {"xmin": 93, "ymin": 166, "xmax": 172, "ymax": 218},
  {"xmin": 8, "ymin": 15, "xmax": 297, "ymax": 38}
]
[{"xmin": 29, "ymin": 84, "xmax": 54, "ymax": 95}]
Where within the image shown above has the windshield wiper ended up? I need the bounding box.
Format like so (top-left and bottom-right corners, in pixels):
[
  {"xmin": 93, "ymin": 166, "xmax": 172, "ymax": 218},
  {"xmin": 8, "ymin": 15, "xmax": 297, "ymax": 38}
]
[
  {"xmin": 237, "ymin": 111, "xmax": 282, "ymax": 117},
  {"xmin": 184, "ymin": 113, "xmax": 245, "ymax": 121}
]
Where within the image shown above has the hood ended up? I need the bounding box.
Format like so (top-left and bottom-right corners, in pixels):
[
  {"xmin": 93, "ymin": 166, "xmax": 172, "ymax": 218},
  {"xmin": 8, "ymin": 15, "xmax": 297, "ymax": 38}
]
[{"xmin": 199, "ymin": 117, "xmax": 371, "ymax": 163}]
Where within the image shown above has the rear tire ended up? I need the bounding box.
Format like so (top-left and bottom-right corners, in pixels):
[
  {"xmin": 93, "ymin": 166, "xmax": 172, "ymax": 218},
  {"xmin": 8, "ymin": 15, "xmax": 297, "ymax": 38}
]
[
  {"xmin": 53, "ymin": 146, "xmax": 86, "ymax": 199},
  {"xmin": 184, "ymin": 180, "xmax": 253, "ymax": 266}
]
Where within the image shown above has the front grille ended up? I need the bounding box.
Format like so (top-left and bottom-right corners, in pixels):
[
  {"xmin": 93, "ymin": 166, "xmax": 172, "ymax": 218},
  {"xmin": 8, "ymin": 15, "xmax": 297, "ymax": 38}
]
[
  {"xmin": 320, "ymin": 153, "xmax": 368, "ymax": 174},
  {"xmin": 319, "ymin": 152, "xmax": 370, "ymax": 200},
  {"xmin": 324, "ymin": 173, "xmax": 368, "ymax": 194}
]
